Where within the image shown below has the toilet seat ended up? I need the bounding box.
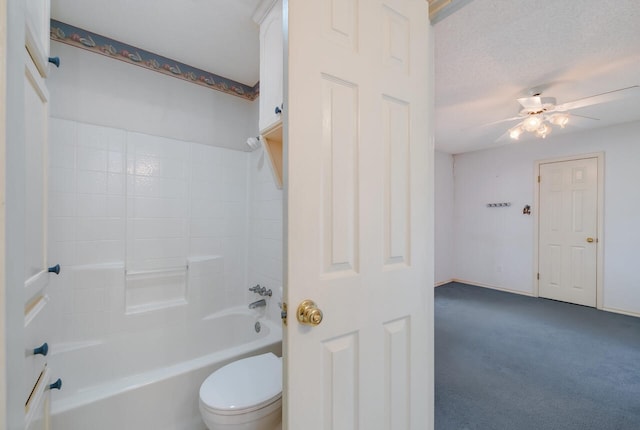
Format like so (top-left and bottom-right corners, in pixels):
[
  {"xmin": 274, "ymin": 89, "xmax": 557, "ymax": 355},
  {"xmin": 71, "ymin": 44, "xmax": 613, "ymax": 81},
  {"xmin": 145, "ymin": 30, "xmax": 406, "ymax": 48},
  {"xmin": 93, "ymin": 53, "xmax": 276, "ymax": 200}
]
[{"xmin": 200, "ymin": 353, "xmax": 282, "ymax": 415}]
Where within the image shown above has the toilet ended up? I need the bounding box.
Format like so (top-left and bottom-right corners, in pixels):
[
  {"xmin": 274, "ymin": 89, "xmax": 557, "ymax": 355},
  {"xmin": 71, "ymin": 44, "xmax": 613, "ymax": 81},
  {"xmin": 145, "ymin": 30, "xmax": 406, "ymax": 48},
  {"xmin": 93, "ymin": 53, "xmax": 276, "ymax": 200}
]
[{"xmin": 199, "ymin": 352, "xmax": 282, "ymax": 430}]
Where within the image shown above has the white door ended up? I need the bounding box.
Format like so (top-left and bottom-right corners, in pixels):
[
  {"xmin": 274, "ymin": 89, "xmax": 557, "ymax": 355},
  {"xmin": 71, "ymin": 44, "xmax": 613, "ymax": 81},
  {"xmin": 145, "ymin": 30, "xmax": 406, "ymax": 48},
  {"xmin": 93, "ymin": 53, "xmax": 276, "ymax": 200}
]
[
  {"xmin": 284, "ymin": 0, "xmax": 434, "ymax": 429},
  {"xmin": 538, "ymin": 157, "xmax": 598, "ymax": 307},
  {"xmin": 24, "ymin": 7, "xmax": 53, "ymax": 425}
]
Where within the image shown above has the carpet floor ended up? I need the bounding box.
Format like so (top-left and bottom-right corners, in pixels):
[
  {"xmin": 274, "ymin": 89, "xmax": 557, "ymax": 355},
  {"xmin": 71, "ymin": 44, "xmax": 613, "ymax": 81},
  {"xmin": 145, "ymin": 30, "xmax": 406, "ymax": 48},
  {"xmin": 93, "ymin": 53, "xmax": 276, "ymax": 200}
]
[{"xmin": 435, "ymin": 282, "xmax": 640, "ymax": 430}]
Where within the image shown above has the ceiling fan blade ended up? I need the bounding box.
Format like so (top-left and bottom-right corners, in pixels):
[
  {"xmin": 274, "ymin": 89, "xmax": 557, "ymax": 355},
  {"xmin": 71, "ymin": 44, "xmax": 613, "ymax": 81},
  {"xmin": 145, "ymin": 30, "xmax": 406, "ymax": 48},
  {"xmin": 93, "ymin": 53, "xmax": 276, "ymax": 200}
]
[
  {"xmin": 555, "ymin": 85, "xmax": 639, "ymax": 111},
  {"xmin": 495, "ymin": 130, "xmax": 512, "ymax": 143},
  {"xmin": 479, "ymin": 116, "xmax": 523, "ymax": 128},
  {"xmin": 570, "ymin": 113, "xmax": 600, "ymax": 121}
]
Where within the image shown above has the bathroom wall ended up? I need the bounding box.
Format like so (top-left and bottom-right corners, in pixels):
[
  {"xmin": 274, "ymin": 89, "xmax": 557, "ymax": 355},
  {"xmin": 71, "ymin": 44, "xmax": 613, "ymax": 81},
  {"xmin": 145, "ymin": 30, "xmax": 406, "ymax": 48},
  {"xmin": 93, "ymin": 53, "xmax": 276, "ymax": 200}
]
[
  {"xmin": 451, "ymin": 120, "xmax": 640, "ymax": 315},
  {"xmin": 46, "ymin": 39, "xmax": 284, "ymax": 345},
  {"xmin": 47, "ymin": 118, "xmax": 251, "ymax": 344},
  {"xmin": 48, "ymin": 42, "xmax": 258, "ymax": 151},
  {"xmin": 247, "ymin": 148, "xmax": 284, "ymax": 321}
]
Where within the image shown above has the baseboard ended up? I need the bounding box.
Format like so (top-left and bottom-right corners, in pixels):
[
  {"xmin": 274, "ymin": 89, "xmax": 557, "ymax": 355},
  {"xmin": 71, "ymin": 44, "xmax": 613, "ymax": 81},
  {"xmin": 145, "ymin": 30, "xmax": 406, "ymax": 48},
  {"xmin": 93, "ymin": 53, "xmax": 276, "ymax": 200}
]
[
  {"xmin": 452, "ymin": 279, "xmax": 536, "ymax": 297},
  {"xmin": 443, "ymin": 279, "xmax": 640, "ymax": 319},
  {"xmin": 434, "ymin": 279, "xmax": 453, "ymax": 287},
  {"xmin": 601, "ymin": 306, "xmax": 640, "ymax": 319}
]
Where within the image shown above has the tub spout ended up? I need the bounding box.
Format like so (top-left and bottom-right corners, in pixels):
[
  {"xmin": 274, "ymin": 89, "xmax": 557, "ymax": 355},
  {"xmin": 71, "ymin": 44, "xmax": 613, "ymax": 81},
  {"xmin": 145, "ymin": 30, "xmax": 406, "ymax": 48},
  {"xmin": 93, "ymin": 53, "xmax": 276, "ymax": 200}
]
[{"xmin": 248, "ymin": 299, "xmax": 267, "ymax": 309}]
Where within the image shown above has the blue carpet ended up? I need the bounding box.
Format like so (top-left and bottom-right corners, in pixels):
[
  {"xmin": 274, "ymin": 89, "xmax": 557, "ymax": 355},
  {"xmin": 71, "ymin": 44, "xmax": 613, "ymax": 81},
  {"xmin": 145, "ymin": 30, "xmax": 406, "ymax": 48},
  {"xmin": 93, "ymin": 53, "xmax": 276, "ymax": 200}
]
[{"xmin": 435, "ymin": 282, "xmax": 640, "ymax": 430}]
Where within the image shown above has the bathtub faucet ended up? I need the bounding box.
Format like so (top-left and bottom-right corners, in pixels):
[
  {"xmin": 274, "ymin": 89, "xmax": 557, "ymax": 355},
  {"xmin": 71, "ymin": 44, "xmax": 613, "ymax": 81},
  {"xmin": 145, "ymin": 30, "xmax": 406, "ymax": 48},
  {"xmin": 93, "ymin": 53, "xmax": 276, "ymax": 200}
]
[
  {"xmin": 248, "ymin": 284, "xmax": 272, "ymax": 297},
  {"xmin": 248, "ymin": 299, "xmax": 267, "ymax": 309}
]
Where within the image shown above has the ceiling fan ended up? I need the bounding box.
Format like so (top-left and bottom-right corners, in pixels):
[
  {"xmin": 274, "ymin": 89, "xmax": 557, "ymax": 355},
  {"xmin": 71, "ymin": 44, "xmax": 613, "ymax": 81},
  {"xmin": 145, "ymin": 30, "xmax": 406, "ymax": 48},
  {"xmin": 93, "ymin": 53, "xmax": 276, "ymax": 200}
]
[{"xmin": 486, "ymin": 85, "xmax": 639, "ymax": 141}]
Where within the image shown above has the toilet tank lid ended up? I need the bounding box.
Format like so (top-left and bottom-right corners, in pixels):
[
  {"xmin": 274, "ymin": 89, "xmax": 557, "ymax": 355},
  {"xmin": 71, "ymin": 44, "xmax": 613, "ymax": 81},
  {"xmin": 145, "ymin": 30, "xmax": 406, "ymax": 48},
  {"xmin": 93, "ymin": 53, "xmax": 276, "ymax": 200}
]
[{"xmin": 200, "ymin": 352, "xmax": 282, "ymax": 411}]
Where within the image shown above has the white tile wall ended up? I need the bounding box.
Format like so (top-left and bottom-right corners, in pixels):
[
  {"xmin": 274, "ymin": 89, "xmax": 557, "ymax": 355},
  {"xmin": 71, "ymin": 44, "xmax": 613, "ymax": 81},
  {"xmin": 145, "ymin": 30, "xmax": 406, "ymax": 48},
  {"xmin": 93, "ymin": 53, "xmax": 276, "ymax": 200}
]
[
  {"xmin": 247, "ymin": 148, "xmax": 284, "ymax": 322},
  {"xmin": 48, "ymin": 118, "xmax": 251, "ymax": 344}
]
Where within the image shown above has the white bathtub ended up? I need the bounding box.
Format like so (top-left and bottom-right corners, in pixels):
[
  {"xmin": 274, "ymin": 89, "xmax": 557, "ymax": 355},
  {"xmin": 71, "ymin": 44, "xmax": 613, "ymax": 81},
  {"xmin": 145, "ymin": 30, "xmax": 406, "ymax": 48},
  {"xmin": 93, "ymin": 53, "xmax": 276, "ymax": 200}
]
[{"xmin": 49, "ymin": 307, "xmax": 282, "ymax": 430}]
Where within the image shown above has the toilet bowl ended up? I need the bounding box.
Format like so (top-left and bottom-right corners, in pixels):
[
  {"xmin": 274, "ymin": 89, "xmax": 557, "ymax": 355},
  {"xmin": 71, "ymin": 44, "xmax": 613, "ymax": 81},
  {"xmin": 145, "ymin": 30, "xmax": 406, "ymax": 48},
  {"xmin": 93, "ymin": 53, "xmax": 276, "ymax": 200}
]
[{"xmin": 199, "ymin": 352, "xmax": 282, "ymax": 430}]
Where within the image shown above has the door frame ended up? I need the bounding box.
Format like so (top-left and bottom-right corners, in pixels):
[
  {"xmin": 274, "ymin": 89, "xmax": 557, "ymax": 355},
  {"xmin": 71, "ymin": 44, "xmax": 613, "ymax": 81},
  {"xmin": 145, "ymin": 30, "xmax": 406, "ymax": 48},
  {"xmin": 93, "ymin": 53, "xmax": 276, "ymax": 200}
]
[{"xmin": 533, "ymin": 152, "xmax": 605, "ymax": 309}]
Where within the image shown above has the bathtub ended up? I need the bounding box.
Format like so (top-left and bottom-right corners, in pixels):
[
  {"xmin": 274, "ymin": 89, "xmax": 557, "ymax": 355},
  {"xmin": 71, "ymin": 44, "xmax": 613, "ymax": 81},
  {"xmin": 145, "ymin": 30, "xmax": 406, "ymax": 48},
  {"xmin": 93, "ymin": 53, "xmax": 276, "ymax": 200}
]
[{"xmin": 49, "ymin": 307, "xmax": 282, "ymax": 430}]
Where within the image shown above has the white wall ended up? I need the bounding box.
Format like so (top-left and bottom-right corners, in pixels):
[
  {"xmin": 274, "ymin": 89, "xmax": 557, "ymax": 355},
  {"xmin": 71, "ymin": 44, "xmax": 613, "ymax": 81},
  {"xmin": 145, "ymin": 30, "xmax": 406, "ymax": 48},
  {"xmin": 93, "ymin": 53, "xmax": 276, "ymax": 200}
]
[
  {"xmin": 451, "ymin": 120, "xmax": 640, "ymax": 315},
  {"xmin": 48, "ymin": 42, "xmax": 257, "ymax": 151},
  {"xmin": 434, "ymin": 151, "xmax": 454, "ymax": 284}
]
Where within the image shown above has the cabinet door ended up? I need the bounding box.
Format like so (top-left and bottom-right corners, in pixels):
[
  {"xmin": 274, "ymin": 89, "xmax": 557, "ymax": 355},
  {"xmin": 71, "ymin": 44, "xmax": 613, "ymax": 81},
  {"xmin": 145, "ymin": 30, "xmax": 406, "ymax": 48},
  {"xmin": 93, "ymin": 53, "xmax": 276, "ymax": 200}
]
[
  {"xmin": 25, "ymin": 0, "xmax": 51, "ymax": 76},
  {"xmin": 258, "ymin": 0, "xmax": 283, "ymax": 132},
  {"xmin": 24, "ymin": 48, "xmax": 52, "ymax": 406}
]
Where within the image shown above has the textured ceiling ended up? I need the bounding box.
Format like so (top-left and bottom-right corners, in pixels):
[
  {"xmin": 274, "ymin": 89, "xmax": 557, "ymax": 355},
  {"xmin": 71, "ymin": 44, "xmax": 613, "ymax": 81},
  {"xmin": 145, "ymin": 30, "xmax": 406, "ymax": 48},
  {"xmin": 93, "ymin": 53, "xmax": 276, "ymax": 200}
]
[
  {"xmin": 52, "ymin": 0, "xmax": 640, "ymax": 154},
  {"xmin": 435, "ymin": 0, "xmax": 640, "ymax": 153}
]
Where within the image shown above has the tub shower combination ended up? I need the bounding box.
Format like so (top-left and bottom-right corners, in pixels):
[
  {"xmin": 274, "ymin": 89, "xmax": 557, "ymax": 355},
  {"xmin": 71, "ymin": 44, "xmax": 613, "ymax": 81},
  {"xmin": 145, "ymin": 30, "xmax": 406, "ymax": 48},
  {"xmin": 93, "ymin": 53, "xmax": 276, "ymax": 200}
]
[{"xmin": 49, "ymin": 305, "xmax": 282, "ymax": 429}]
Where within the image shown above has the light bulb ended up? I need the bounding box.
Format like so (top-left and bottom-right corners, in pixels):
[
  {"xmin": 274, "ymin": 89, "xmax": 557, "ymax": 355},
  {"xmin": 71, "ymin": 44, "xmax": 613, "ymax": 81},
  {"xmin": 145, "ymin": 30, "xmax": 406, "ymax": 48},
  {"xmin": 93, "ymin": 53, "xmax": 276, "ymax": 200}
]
[
  {"xmin": 536, "ymin": 123, "xmax": 552, "ymax": 139},
  {"xmin": 523, "ymin": 115, "xmax": 542, "ymax": 132},
  {"xmin": 549, "ymin": 114, "xmax": 569, "ymax": 128},
  {"xmin": 246, "ymin": 136, "xmax": 260, "ymax": 150},
  {"xmin": 509, "ymin": 125, "xmax": 523, "ymax": 140}
]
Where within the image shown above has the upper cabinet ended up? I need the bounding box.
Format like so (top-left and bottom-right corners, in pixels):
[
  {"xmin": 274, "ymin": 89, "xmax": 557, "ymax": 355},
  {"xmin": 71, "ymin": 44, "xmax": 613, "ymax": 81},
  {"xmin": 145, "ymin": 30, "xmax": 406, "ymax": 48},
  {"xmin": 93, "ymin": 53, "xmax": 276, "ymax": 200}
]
[
  {"xmin": 25, "ymin": 0, "xmax": 51, "ymax": 76},
  {"xmin": 254, "ymin": 0, "xmax": 283, "ymax": 132}
]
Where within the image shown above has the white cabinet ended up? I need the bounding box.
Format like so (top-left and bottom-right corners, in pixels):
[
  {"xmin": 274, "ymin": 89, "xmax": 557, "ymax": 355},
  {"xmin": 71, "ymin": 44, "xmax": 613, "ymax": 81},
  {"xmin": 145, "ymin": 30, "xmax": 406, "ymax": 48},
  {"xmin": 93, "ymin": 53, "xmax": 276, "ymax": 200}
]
[
  {"xmin": 25, "ymin": 0, "xmax": 51, "ymax": 76},
  {"xmin": 256, "ymin": 0, "xmax": 283, "ymax": 132},
  {"xmin": 254, "ymin": 0, "xmax": 284, "ymax": 189}
]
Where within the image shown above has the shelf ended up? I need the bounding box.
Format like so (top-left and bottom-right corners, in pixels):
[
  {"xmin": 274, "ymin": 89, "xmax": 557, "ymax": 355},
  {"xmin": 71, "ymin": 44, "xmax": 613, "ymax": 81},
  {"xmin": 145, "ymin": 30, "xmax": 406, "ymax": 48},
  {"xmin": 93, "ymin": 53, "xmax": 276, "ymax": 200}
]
[{"xmin": 261, "ymin": 121, "xmax": 283, "ymax": 189}]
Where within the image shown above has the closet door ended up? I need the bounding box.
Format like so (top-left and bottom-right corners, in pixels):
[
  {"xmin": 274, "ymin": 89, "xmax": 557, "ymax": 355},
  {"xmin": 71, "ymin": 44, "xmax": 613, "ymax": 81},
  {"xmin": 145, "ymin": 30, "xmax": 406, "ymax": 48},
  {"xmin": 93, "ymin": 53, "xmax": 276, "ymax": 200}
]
[
  {"xmin": 24, "ymin": 4, "xmax": 54, "ymax": 423},
  {"xmin": 23, "ymin": 45, "xmax": 53, "ymax": 413}
]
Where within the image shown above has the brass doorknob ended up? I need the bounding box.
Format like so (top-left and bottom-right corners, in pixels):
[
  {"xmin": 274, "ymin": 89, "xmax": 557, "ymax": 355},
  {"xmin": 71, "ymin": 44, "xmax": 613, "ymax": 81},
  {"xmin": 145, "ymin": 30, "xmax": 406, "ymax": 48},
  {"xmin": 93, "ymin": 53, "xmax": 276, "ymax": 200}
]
[
  {"xmin": 297, "ymin": 300, "xmax": 323, "ymax": 326},
  {"xmin": 586, "ymin": 237, "xmax": 595, "ymax": 243}
]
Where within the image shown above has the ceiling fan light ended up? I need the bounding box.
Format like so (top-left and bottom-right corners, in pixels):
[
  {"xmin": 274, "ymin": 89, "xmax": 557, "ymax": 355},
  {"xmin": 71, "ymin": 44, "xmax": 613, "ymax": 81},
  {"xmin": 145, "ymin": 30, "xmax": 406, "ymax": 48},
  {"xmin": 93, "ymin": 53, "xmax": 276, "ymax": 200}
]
[
  {"xmin": 550, "ymin": 113, "xmax": 569, "ymax": 128},
  {"xmin": 523, "ymin": 115, "xmax": 542, "ymax": 132},
  {"xmin": 536, "ymin": 123, "xmax": 552, "ymax": 138},
  {"xmin": 509, "ymin": 125, "xmax": 523, "ymax": 140}
]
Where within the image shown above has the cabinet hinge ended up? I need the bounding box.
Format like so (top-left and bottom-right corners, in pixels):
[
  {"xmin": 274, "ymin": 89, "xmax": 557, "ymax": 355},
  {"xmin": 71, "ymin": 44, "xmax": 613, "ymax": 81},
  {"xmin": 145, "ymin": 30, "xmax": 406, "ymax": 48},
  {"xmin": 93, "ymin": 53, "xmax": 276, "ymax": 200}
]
[
  {"xmin": 537, "ymin": 273, "xmax": 540, "ymax": 280},
  {"xmin": 538, "ymin": 175, "xmax": 541, "ymax": 183}
]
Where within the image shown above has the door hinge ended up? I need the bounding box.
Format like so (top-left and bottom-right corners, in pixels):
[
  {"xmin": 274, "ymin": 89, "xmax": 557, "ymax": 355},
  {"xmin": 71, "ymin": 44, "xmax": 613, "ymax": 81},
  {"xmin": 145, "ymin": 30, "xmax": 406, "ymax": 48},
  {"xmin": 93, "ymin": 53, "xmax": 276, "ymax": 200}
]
[
  {"xmin": 537, "ymin": 273, "xmax": 540, "ymax": 280},
  {"xmin": 280, "ymin": 302, "xmax": 287, "ymax": 326}
]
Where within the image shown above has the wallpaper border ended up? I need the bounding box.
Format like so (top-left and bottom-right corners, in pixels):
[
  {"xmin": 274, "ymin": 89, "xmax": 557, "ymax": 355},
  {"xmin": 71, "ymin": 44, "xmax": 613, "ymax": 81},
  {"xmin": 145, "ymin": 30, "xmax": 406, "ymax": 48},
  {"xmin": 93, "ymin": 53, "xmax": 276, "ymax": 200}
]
[{"xmin": 50, "ymin": 19, "xmax": 260, "ymax": 101}]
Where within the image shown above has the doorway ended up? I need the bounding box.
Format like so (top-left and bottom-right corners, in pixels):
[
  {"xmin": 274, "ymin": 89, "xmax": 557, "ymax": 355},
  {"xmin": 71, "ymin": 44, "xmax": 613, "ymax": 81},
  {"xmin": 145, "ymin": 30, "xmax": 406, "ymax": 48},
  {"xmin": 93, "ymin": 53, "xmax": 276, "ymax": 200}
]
[{"xmin": 535, "ymin": 154, "xmax": 604, "ymax": 307}]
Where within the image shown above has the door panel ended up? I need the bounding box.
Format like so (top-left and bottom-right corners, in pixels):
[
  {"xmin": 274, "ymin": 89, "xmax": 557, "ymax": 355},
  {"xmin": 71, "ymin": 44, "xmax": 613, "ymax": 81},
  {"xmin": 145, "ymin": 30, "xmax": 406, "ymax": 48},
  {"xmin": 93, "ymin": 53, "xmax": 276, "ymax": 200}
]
[
  {"xmin": 538, "ymin": 158, "xmax": 598, "ymax": 306},
  {"xmin": 24, "ymin": 53, "xmax": 48, "ymax": 281},
  {"xmin": 285, "ymin": 0, "xmax": 434, "ymax": 429},
  {"xmin": 321, "ymin": 75, "xmax": 358, "ymax": 275}
]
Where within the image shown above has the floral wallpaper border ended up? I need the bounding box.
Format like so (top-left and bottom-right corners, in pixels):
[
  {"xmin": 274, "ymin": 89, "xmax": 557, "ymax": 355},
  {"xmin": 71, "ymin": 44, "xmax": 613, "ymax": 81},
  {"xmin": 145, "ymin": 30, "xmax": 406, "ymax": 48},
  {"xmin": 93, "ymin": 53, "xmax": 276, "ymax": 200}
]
[{"xmin": 50, "ymin": 20, "xmax": 259, "ymax": 101}]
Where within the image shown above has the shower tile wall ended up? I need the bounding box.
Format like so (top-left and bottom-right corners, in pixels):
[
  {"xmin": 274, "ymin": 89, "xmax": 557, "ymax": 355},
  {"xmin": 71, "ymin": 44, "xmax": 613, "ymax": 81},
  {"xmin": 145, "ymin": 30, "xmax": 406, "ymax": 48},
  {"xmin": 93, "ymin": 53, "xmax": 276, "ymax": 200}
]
[
  {"xmin": 47, "ymin": 118, "xmax": 249, "ymax": 345},
  {"xmin": 248, "ymin": 149, "xmax": 283, "ymax": 321}
]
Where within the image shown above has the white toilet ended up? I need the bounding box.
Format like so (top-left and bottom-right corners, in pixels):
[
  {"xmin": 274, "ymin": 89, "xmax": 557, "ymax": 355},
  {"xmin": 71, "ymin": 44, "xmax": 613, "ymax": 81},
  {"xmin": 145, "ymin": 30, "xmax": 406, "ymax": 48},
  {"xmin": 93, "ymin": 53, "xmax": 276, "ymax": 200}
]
[{"xmin": 199, "ymin": 352, "xmax": 282, "ymax": 430}]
